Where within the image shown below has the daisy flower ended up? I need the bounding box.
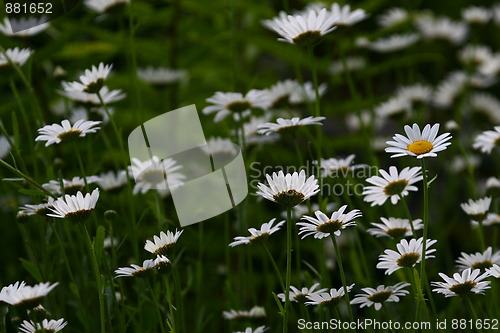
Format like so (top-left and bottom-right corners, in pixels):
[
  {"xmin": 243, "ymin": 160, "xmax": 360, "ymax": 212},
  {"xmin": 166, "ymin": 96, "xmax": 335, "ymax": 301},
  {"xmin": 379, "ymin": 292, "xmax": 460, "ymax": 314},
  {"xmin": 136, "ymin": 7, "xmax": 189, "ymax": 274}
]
[
  {"xmin": 461, "ymin": 197, "xmax": 492, "ymax": 222},
  {"xmin": 469, "ymin": 93, "xmax": 500, "ymax": 124},
  {"xmin": 329, "ymin": 56, "xmax": 366, "ymax": 75},
  {"xmin": 223, "ymin": 306, "xmax": 266, "ymax": 320},
  {"xmin": 0, "ymin": 47, "xmax": 33, "ymax": 68},
  {"xmin": 396, "ymin": 83, "xmax": 433, "ymax": 106},
  {"xmin": 433, "ymin": 71, "xmax": 468, "ymax": 108},
  {"xmin": 137, "ymin": 66, "xmax": 187, "ymax": 86},
  {"xmin": 35, "ymin": 119, "xmax": 101, "ymax": 146},
  {"xmin": 385, "ymin": 123, "xmax": 452, "ymax": 159},
  {"xmin": 432, "ymin": 268, "xmax": 491, "ymax": 297},
  {"xmin": 363, "ymin": 166, "xmax": 422, "ymax": 206},
  {"xmin": 0, "ymin": 281, "xmax": 58, "ymax": 308},
  {"xmin": 203, "ymin": 137, "xmax": 238, "ymax": 157},
  {"xmin": 115, "ymin": 256, "xmax": 170, "ymax": 277},
  {"xmin": 257, "ymin": 116, "xmax": 325, "ymax": 136},
  {"xmin": 203, "ymin": 90, "xmax": 267, "ymax": 123},
  {"xmin": 367, "ymin": 217, "xmax": 423, "ymax": 238},
  {"xmin": 472, "ymin": 126, "xmax": 500, "ymax": 154},
  {"xmin": 262, "ymin": 8, "xmax": 338, "ymax": 46},
  {"xmin": 240, "ymin": 117, "xmax": 279, "ymax": 146},
  {"xmin": 377, "ymin": 237, "xmax": 437, "ymax": 275},
  {"xmin": 315, "ymin": 154, "xmax": 367, "ymax": 178},
  {"xmin": 60, "ymin": 85, "xmax": 126, "ymax": 105},
  {"xmin": 456, "ymin": 247, "xmax": 500, "ymax": 272},
  {"xmin": 283, "ymin": 202, "xmax": 337, "ymax": 220},
  {"xmin": 64, "ymin": 63, "xmax": 113, "ymax": 94},
  {"xmin": 256, "ymin": 170, "xmax": 319, "ymax": 207},
  {"xmin": 95, "ymin": 170, "xmax": 128, "ymax": 192},
  {"xmin": 375, "ymin": 97, "xmax": 411, "ymax": 119},
  {"xmin": 377, "ymin": 8, "xmax": 409, "ymax": 27},
  {"xmin": 350, "ymin": 282, "xmax": 410, "ymax": 311},
  {"xmin": 297, "ymin": 205, "xmax": 361, "ymax": 239},
  {"xmin": 329, "ymin": 3, "xmax": 368, "ymax": 26},
  {"xmin": 129, "ymin": 156, "xmax": 185, "ymax": 195},
  {"xmin": 277, "ymin": 283, "xmax": 327, "ymax": 303},
  {"xmin": 462, "ymin": 6, "xmax": 492, "ymax": 25},
  {"xmin": 144, "ymin": 229, "xmax": 184, "ymax": 255},
  {"xmin": 486, "ymin": 264, "xmax": 500, "ymax": 278},
  {"xmin": 42, "ymin": 176, "xmax": 102, "ymax": 195},
  {"xmin": 362, "ymin": 33, "xmax": 419, "ymax": 53},
  {"xmin": 289, "ymin": 81, "xmax": 327, "ymax": 104},
  {"xmin": 85, "ymin": 0, "xmax": 130, "ymax": 13},
  {"xmin": 305, "ymin": 285, "xmax": 354, "ymax": 306},
  {"xmin": 458, "ymin": 45, "xmax": 493, "ymax": 67},
  {"xmin": 19, "ymin": 319, "xmax": 67, "ymax": 333},
  {"xmin": 415, "ymin": 16, "xmax": 468, "ymax": 45},
  {"xmin": 47, "ymin": 189, "xmax": 100, "ymax": 222},
  {"xmin": 229, "ymin": 218, "xmax": 285, "ymax": 247},
  {"xmin": 18, "ymin": 197, "xmax": 55, "ymax": 217},
  {"xmin": 234, "ymin": 326, "xmax": 268, "ymax": 333},
  {"xmin": 259, "ymin": 79, "xmax": 300, "ymax": 109},
  {"xmin": 0, "ymin": 17, "xmax": 49, "ymax": 37}
]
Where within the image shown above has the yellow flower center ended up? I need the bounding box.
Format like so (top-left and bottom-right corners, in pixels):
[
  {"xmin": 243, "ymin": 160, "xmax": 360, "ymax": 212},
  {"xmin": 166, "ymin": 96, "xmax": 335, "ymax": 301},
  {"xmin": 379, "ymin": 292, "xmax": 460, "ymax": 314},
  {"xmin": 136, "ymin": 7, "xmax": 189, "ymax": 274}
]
[
  {"xmin": 449, "ymin": 281, "xmax": 477, "ymax": 295},
  {"xmin": 407, "ymin": 140, "xmax": 433, "ymax": 155}
]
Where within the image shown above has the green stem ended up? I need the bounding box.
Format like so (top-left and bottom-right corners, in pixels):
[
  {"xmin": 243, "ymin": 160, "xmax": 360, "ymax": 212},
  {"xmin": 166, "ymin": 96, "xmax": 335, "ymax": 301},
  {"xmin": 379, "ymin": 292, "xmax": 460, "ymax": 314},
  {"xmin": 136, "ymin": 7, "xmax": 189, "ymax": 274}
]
[
  {"xmin": 73, "ymin": 141, "xmax": 89, "ymax": 191},
  {"xmin": 476, "ymin": 220, "xmax": 486, "ymax": 252},
  {"xmin": 400, "ymin": 195, "xmax": 417, "ymax": 238},
  {"xmin": 262, "ymin": 242, "xmax": 285, "ymax": 290},
  {"xmin": 80, "ymin": 223, "xmax": 106, "ymax": 333},
  {"xmin": 331, "ymin": 234, "xmax": 354, "ymax": 321},
  {"xmin": 146, "ymin": 279, "xmax": 167, "ymax": 333},
  {"xmin": 0, "ymin": 159, "xmax": 56, "ymax": 198},
  {"xmin": 283, "ymin": 206, "xmax": 293, "ymax": 333},
  {"xmin": 464, "ymin": 295, "xmax": 484, "ymax": 333},
  {"xmin": 164, "ymin": 276, "xmax": 176, "ymax": 333},
  {"xmin": 419, "ymin": 158, "xmax": 429, "ymax": 291}
]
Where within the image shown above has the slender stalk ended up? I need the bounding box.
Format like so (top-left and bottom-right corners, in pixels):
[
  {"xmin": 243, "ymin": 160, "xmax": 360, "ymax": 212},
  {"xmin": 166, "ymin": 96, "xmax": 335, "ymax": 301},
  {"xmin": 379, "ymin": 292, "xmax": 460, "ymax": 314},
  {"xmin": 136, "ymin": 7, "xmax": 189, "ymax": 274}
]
[
  {"xmin": 476, "ymin": 219, "xmax": 486, "ymax": 252},
  {"xmin": 164, "ymin": 276, "xmax": 176, "ymax": 333},
  {"xmin": 262, "ymin": 242, "xmax": 285, "ymax": 290},
  {"xmin": 80, "ymin": 223, "xmax": 106, "ymax": 333},
  {"xmin": 283, "ymin": 206, "xmax": 293, "ymax": 333},
  {"xmin": 73, "ymin": 141, "xmax": 89, "ymax": 191},
  {"xmin": 331, "ymin": 234, "xmax": 354, "ymax": 321},
  {"xmin": 400, "ymin": 195, "xmax": 417, "ymax": 238},
  {"xmin": 0, "ymin": 159, "xmax": 56, "ymax": 198},
  {"xmin": 146, "ymin": 279, "xmax": 167, "ymax": 333},
  {"xmin": 419, "ymin": 158, "xmax": 429, "ymax": 290},
  {"xmin": 464, "ymin": 295, "xmax": 484, "ymax": 333}
]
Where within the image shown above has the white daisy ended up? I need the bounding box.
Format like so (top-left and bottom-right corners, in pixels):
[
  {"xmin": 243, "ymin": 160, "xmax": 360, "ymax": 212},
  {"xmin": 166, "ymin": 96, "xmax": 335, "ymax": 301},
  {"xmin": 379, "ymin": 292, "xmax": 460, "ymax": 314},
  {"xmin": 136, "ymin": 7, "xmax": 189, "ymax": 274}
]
[
  {"xmin": 315, "ymin": 155, "xmax": 367, "ymax": 178},
  {"xmin": 129, "ymin": 156, "xmax": 185, "ymax": 195},
  {"xmin": 0, "ymin": 135, "xmax": 10, "ymax": 159},
  {"xmin": 396, "ymin": 83, "xmax": 433, "ymax": 106},
  {"xmin": 0, "ymin": 281, "xmax": 58, "ymax": 308},
  {"xmin": 223, "ymin": 306, "xmax": 266, "ymax": 320},
  {"xmin": 47, "ymin": 189, "xmax": 100, "ymax": 222},
  {"xmin": 259, "ymin": 79, "xmax": 300, "ymax": 109},
  {"xmin": 478, "ymin": 53, "xmax": 500, "ymax": 77},
  {"xmin": 472, "ymin": 126, "xmax": 500, "ymax": 154},
  {"xmin": 350, "ymin": 282, "xmax": 410, "ymax": 311},
  {"xmin": 204, "ymin": 137, "xmax": 238, "ymax": 157},
  {"xmin": 377, "ymin": 237, "xmax": 437, "ymax": 275},
  {"xmin": 329, "ymin": 3, "xmax": 368, "ymax": 26},
  {"xmin": 462, "ymin": 6, "xmax": 492, "ymax": 24},
  {"xmin": 297, "ymin": 205, "xmax": 361, "ymax": 239},
  {"xmin": 0, "ymin": 17, "xmax": 49, "ymax": 37},
  {"xmin": 471, "ymin": 210, "xmax": 499, "ymax": 227},
  {"xmin": 385, "ymin": 123, "xmax": 452, "ymax": 158},
  {"xmin": 329, "ymin": 56, "xmax": 366, "ymax": 75},
  {"xmin": 305, "ymin": 285, "xmax": 354, "ymax": 306},
  {"xmin": 115, "ymin": 257, "xmax": 164, "ymax": 278},
  {"xmin": 19, "ymin": 319, "xmax": 67, "ymax": 333},
  {"xmin": 433, "ymin": 71, "xmax": 468, "ymax": 108},
  {"xmin": 69, "ymin": 106, "xmax": 113, "ymax": 125},
  {"xmin": 282, "ymin": 202, "xmax": 337, "ymax": 220},
  {"xmin": 494, "ymin": 4, "xmax": 500, "ymax": 25},
  {"xmin": 277, "ymin": 283, "xmax": 327, "ymax": 303},
  {"xmin": 203, "ymin": 90, "xmax": 267, "ymax": 123},
  {"xmin": 345, "ymin": 110, "xmax": 385, "ymax": 133},
  {"xmin": 64, "ymin": 63, "xmax": 113, "ymax": 94},
  {"xmin": 375, "ymin": 97, "xmax": 411, "ymax": 119},
  {"xmin": 461, "ymin": 197, "xmax": 492, "ymax": 222},
  {"xmin": 415, "ymin": 16, "xmax": 468, "ymax": 44},
  {"xmin": 95, "ymin": 170, "xmax": 128, "ymax": 192},
  {"xmin": 59, "ymin": 85, "xmax": 126, "ymax": 105},
  {"xmin": 289, "ymin": 81, "xmax": 327, "ymax": 104},
  {"xmin": 18, "ymin": 197, "xmax": 55, "ymax": 217},
  {"xmin": 363, "ymin": 33, "xmax": 419, "ymax": 53},
  {"xmin": 486, "ymin": 177, "xmax": 500, "ymax": 196},
  {"xmin": 35, "ymin": 119, "xmax": 101, "ymax": 146},
  {"xmin": 431, "ymin": 268, "xmax": 491, "ymax": 297},
  {"xmin": 469, "ymin": 93, "xmax": 500, "ymax": 123},
  {"xmin": 486, "ymin": 264, "xmax": 500, "ymax": 278},
  {"xmin": 234, "ymin": 326, "xmax": 268, "ymax": 333},
  {"xmin": 85, "ymin": 0, "xmax": 130, "ymax": 13},
  {"xmin": 257, "ymin": 116, "xmax": 325, "ymax": 135},
  {"xmin": 367, "ymin": 217, "xmax": 423, "ymax": 238},
  {"xmin": 377, "ymin": 8, "xmax": 409, "ymax": 27},
  {"xmin": 0, "ymin": 47, "xmax": 33, "ymax": 68},
  {"xmin": 137, "ymin": 66, "xmax": 187, "ymax": 85},
  {"xmin": 256, "ymin": 170, "xmax": 319, "ymax": 207},
  {"xmin": 42, "ymin": 176, "xmax": 102, "ymax": 195},
  {"xmin": 262, "ymin": 9, "xmax": 338, "ymax": 46},
  {"xmin": 363, "ymin": 166, "xmax": 422, "ymax": 206},
  {"xmin": 240, "ymin": 117, "xmax": 279, "ymax": 146},
  {"xmin": 153, "ymin": 255, "xmax": 172, "ymax": 272},
  {"xmin": 456, "ymin": 247, "xmax": 500, "ymax": 272},
  {"xmin": 229, "ymin": 218, "xmax": 285, "ymax": 247},
  {"xmin": 458, "ymin": 45, "xmax": 493, "ymax": 67},
  {"xmin": 144, "ymin": 229, "xmax": 184, "ymax": 255}
]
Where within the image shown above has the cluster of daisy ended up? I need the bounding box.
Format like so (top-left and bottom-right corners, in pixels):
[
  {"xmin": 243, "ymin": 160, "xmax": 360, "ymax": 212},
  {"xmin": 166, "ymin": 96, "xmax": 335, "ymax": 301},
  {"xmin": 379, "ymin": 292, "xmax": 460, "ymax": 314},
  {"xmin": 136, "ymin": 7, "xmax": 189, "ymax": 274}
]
[{"xmin": 0, "ymin": 281, "xmax": 67, "ymax": 332}]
